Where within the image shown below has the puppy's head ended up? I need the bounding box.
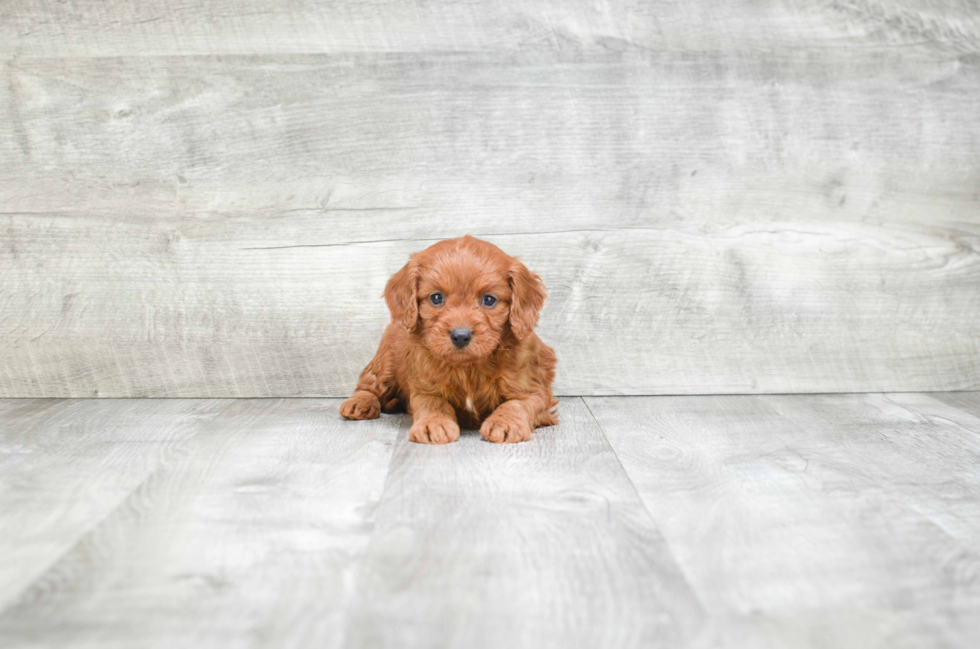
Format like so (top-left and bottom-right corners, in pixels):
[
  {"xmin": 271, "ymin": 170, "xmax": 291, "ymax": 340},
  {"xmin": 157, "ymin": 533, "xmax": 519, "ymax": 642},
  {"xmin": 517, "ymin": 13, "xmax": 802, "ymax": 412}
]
[{"xmin": 384, "ymin": 236, "xmax": 546, "ymax": 363}]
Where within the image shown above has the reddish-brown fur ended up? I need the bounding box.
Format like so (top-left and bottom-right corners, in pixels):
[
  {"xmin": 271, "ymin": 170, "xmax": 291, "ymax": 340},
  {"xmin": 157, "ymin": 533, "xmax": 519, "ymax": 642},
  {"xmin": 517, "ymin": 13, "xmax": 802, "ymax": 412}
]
[{"xmin": 340, "ymin": 236, "xmax": 558, "ymax": 444}]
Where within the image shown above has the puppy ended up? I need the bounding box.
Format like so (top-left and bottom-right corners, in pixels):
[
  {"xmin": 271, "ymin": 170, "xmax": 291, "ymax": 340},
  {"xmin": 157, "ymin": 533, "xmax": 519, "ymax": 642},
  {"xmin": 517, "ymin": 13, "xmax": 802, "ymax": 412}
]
[{"xmin": 340, "ymin": 235, "xmax": 558, "ymax": 444}]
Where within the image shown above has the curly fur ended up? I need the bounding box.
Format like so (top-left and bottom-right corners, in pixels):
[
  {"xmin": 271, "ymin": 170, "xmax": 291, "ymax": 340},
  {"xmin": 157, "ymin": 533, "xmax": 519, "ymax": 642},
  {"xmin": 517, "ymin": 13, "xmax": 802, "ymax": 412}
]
[{"xmin": 340, "ymin": 235, "xmax": 558, "ymax": 444}]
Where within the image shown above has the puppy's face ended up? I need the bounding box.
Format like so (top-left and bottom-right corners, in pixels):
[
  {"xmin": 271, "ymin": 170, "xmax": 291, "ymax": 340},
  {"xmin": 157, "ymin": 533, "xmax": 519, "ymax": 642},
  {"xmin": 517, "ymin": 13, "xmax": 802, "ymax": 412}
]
[{"xmin": 384, "ymin": 236, "xmax": 546, "ymax": 364}]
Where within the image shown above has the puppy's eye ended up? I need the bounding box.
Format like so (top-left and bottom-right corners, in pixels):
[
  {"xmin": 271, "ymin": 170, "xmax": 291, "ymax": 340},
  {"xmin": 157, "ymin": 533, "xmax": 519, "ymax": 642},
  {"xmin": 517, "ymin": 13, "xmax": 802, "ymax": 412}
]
[
  {"xmin": 430, "ymin": 293, "xmax": 444, "ymax": 306},
  {"xmin": 482, "ymin": 294, "xmax": 497, "ymax": 307}
]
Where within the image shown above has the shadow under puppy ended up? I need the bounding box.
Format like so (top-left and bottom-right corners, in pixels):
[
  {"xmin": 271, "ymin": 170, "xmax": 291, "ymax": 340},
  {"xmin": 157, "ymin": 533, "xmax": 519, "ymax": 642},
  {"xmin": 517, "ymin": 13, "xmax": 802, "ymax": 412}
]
[{"xmin": 341, "ymin": 235, "xmax": 558, "ymax": 444}]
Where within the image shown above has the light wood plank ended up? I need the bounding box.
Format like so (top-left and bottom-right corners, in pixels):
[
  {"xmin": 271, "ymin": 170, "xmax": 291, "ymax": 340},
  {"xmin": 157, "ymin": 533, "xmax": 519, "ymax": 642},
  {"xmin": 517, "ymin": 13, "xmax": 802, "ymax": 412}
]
[
  {"xmin": 4, "ymin": 51, "xmax": 978, "ymax": 220},
  {"xmin": 2, "ymin": 221, "xmax": 977, "ymax": 397},
  {"xmin": 0, "ymin": 398, "xmax": 222, "ymax": 610},
  {"xmin": 0, "ymin": 398, "xmax": 399, "ymax": 648},
  {"xmin": 931, "ymin": 391, "xmax": 980, "ymax": 420},
  {"xmin": 341, "ymin": 397, "xmax": 702, "ymax": 649},
  {"xmin": 771, "ymin": 392, "xmax": 980, "ymax": 546},
  {"xmin": 3, "ymin": 0, "xmax": 977, "ymax": 58},
  {"xmin": 2, "ymin": 50, "xmax": 979, "ymax": 397},
  {"xmin": 3, "ymin": 394, "xmax": 979, "ymax": 647},
  {"xmin": 586, "ymin": 394, "xmax": 980, "ymax": 649}
]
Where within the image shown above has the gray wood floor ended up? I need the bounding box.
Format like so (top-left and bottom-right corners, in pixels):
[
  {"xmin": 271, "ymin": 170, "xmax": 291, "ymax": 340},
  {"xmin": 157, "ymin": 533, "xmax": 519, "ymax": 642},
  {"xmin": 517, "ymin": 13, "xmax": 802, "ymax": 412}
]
[{"xmin": 1, "ymin": 393, "xmax": 979, "ymax": 648}]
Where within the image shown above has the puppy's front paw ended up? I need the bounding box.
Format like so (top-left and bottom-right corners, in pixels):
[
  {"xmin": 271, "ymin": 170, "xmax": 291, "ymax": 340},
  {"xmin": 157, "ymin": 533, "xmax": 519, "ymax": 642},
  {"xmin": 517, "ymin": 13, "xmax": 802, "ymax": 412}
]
[
  {"xmin": 480, "ymin": 413, "xmax": 532, "ymax": 444},
  {"xmin": 340, "ymin": 392, "xmax": 381, "ymax": 420},
  {"xmin": 409, "ymin": 416, "xmax": 460, "ymax": 445}
]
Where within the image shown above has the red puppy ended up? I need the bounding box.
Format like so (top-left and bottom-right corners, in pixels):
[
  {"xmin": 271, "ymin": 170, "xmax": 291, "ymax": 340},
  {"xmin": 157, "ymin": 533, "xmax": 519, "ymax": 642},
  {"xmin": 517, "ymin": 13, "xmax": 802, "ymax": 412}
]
[{"xmin": 340, "ymin": 236, "xmax": 558, "ymax": 444}]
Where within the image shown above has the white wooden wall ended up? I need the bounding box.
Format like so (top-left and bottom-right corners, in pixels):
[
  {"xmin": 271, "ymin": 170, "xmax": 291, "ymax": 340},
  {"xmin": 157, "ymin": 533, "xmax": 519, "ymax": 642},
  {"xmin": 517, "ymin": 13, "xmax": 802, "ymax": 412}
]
[{"xmin": 2, "ymin": 1, "xmax": 979, "ymax": 397}]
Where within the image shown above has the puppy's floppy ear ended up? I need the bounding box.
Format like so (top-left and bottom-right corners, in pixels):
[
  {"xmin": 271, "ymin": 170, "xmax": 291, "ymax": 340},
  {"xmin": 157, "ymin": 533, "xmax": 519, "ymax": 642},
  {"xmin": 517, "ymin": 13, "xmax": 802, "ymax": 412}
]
[
  {"xmin": 384, "ymin": 259, "xmax": 420, "ymax": 330},
  {"xmin": 508, "ymin": 259, "xmax": 546, "ymax": 340}
]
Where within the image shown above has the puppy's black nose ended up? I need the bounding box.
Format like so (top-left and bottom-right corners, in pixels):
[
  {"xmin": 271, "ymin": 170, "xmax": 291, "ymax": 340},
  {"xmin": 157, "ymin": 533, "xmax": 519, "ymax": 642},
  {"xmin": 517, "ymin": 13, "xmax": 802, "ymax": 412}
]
[{"xmin": 450, "ymin": 328, "xmax": 472, "ymax": 348}]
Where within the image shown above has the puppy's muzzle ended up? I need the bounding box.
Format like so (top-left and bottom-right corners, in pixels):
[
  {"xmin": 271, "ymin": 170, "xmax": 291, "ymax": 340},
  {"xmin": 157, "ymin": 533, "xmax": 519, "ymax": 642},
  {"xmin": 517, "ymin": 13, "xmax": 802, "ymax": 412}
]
[{"xmin": 450, "ymin": 328, "xmax": 473, "ymax": 348}]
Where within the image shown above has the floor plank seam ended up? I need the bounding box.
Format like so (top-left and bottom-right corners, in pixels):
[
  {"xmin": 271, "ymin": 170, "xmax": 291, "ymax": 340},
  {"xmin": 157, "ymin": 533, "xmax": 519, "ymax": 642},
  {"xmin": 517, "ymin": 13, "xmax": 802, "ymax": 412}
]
[
  {"xmin": 332, "ymin": 415, "xmax": 406, "ymax": 649},
  {"xmin": 0, "ymin": 400, "xmax": 222, "ymax": 617},
  {"xmin": 0, "ymin": 464, "xmax": 161, "ymax": 616},
  {"xmin": 581, "ymin": 397, "xmax": 658, "ymax": 516}
]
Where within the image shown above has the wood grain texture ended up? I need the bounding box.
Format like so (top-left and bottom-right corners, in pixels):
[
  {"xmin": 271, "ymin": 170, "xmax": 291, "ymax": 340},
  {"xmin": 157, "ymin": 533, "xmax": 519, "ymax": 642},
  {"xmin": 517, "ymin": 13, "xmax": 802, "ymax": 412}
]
[
  {"xmin": 0, "ymin": 398, "xmax": 220, "ymax": 610},
  {"xmin": 3, "ymin": 394, "xmax": 980, "ymax": 647},
  {"xmin": 342, "ymin": 397, "xmax": 703, "ymax": 649},
  {"xmin": 2, "ymin": 47, "xmax": 979, "ymax": 397},
  {"xmin": 586, "ymin": 393, "xmax": 980, "ymax": 649},
  {"xmin": 772, "ymin": 392, "xmax": 980, "ymax": 546},
  {"xmin": 4, "ymin": 51, "xmax": 979, "ymax": 219},
  {"xmin": 0, "ymin": 398, "xmax": 399, "ymax": 649},
  {"xmin": 2, "ymin": 0, "xmax": 978, "ymax": 57}
]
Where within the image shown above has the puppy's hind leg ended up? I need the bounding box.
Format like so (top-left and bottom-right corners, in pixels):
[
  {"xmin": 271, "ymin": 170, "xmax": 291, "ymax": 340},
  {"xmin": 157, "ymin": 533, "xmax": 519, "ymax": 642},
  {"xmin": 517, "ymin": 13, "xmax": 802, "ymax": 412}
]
[
  {"xmin": 340, "ymin": 325, "xmax": 398, "ymax": 420},
  {"xmin": 534, "ymin": 398, "xmax": 560, "ymax": 428},
  {"xmin": 381, "ymin": 397, "xmax": 405, "ymax": 414},
  {"xmin": 480, "ymin": 393, "xmax": 555, "ymax": 444}
]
